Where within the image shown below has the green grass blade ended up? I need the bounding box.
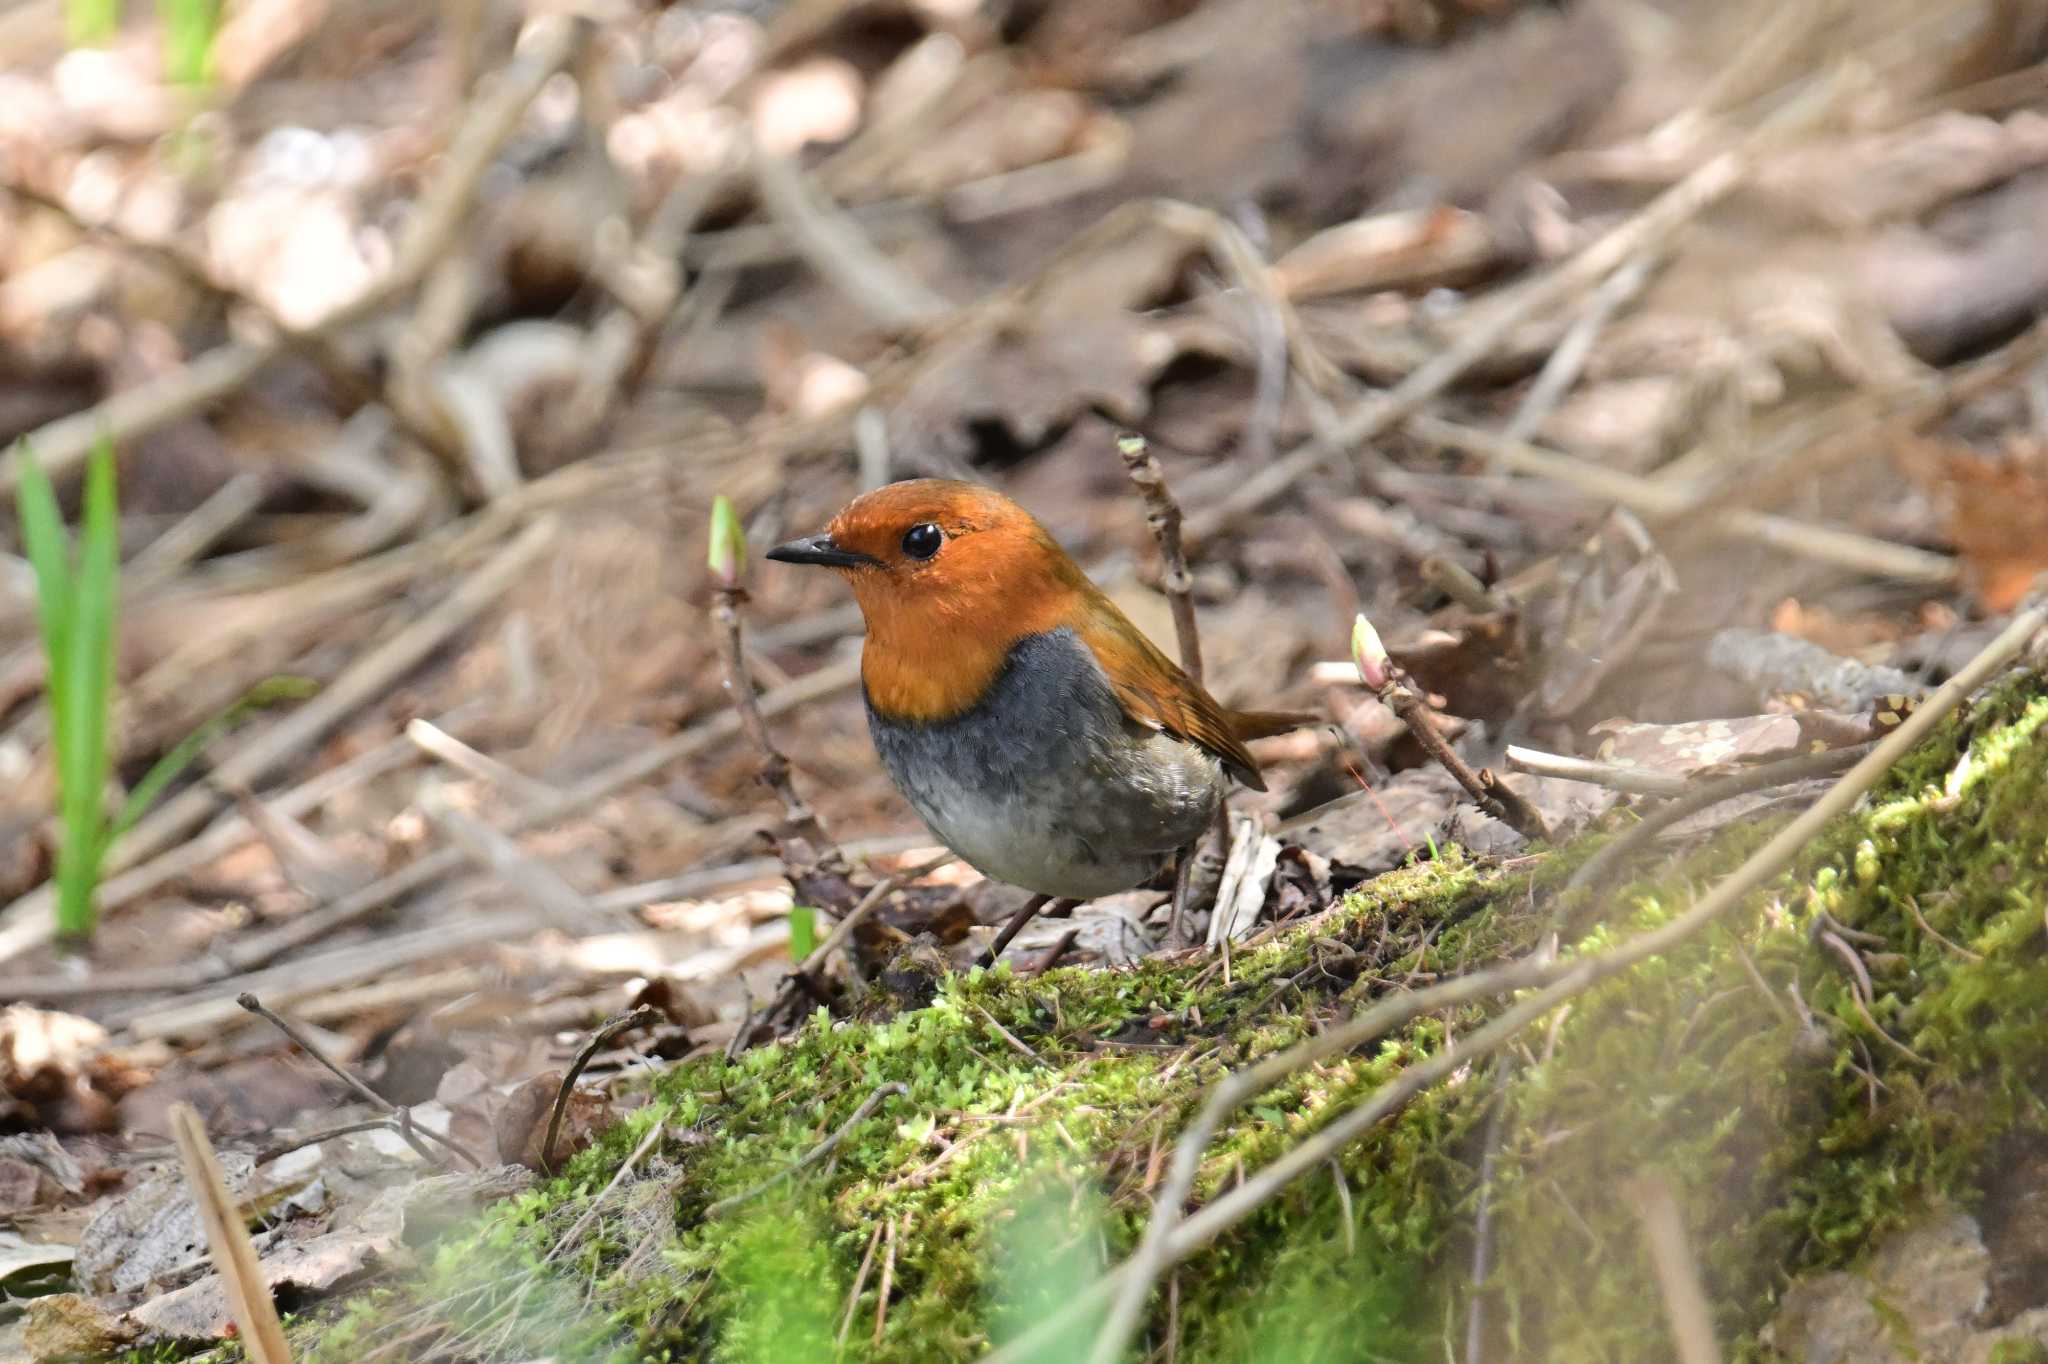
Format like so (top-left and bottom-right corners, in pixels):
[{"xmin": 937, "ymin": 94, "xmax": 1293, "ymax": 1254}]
[
  {"xmin": 109, "ymin": 676, "xmax": 318, "ymax": 843},
  {"xmin": 787, "ymin": 904, "xmax": 816, "ymax": 962},
  {"xmin": 158, "ymin": 0, "xmax": 220, "ymax": 88},
  {"xmin": 64, "ymin": 0, "xmax": 120, "ymax": 46},
  {"xmin": 53, "ymin": 438, "xmax": 119, "ymax": 940}
]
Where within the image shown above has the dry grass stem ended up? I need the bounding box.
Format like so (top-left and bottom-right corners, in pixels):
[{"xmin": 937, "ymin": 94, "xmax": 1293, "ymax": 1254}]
[
  {"xmin": 169, "ymin": 1104, "xmax": 296, "ymax": 1364},
  {"xmin": 706, "ymin": 1082, "xmax": 910, "ymax": 1218},
  {"xmin": 1504, "ymin": 745, "xmax": 1692, "ymax": 797},
  {"xmin": 1116, "ymin": 432, "xmax": 1203, "ymax": 683},
  {"xmin": 1625, "ymin": 1172, "xmax": 1724, "ymax": 1364},
  {"xmin": 542, "ymin": 1008, "xmax": 662, "ymax": 1174}
]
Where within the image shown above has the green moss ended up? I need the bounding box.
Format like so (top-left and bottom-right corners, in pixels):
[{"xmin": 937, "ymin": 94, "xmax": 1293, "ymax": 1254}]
[{"xmin": 267, "ymin": 673, "xmax": 2048, "ymax": 1364}]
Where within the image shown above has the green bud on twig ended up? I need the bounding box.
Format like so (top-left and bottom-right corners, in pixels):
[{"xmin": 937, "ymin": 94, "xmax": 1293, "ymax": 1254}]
[{"xmin": 708, "ymin": 494, "xmax": 746, "ymax": 588}]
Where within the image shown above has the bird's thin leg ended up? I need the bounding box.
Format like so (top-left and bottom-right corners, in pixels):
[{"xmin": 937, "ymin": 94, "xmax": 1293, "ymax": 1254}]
[
  {"xmin": 1166, "ymin": 806, "xmax": 1232, "ymax": 949},
  {"xmin": 979, "ymin": 895, "xmax": 1076, "ymax": 968}
]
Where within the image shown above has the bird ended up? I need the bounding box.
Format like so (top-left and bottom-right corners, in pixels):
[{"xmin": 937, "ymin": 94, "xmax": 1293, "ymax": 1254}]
[{"xmin": 766, "ymin": 478, "xmax": 1306, "ymax": 902}]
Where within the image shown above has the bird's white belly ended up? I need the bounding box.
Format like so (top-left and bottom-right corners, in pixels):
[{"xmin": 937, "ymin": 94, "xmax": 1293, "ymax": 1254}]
[{"xmin": 866, "ymin": 628, "xmax": 1226, "ymax": 900}]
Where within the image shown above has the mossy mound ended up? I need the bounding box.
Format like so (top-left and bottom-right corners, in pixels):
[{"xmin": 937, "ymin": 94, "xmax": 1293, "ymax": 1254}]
[{"xmin": 148, "ymin": 671, "xmax": 2048, "ymax": 1363}]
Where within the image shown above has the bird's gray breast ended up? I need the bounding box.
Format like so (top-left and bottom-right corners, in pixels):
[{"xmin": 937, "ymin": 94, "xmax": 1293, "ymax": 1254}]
[{"xmin": 865, "ymin": 627, "xmax": 1225, "ymax": 899}]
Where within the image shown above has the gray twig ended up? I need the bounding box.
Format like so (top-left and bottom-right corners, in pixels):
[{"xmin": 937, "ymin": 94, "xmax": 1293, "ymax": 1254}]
[
  {"xmin": 237, "ymin": 993, "xmax": 478, "ymax": 1168},
  {"xmin": 1116, "ymin": 433, "xmax": 1203, "ymax": 683},
  {"xmin": 543, "ymin": 1007, "xmax": 662, "ymax": 1174},
  {"xmin": 705, "ymin": 1082, "xmax": 909, "ymax": 1217}
]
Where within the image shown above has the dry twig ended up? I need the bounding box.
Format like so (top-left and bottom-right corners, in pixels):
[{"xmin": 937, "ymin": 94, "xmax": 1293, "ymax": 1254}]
[
  {"xmin": 238, "ymin": 993, "xmax": 479, "ymax": 1168},
  {"xmin": 543, "ymin": 1007, "xmax": 662, "ymax": 1173},
  {"xmin": 1625, "ymin": 1172, "xmax": 1723, "ymax": 1364},
  {"xmin": 705, "ymin": 1082, "xmax": 910, "ymax": 1217},
  {"xmin": 1117, "ymin": 432, "xmax": 1203, "ymax": 683},
  {"xmin": 170, "ymin": 1104, "xmax": 295, "ymax": 1364}
]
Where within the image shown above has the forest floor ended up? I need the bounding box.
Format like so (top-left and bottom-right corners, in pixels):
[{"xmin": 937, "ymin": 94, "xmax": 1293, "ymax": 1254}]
[{"xmin": 3, "ymin": 0, "xmax": 2048, "ymax": 1360}]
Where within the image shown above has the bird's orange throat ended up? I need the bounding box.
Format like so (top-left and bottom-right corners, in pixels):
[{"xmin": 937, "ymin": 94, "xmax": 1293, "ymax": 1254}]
[{"xmin": 855, "ymin": 584, "xmax": 1062, "ymax": 723}]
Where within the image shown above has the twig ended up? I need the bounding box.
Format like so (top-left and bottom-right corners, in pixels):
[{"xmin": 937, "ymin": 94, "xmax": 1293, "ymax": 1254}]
[
  {"xmin": 404, "ymin": 718, "xmax": 558, "ymax": 809},
  {"xmin": 546, "ymin": 1118, "xmax": 667, "ymax": 1263},
  {"xmin": 1028, "ymin": 926, "xmax": 1083, "ymax": 979},
  {"xmin": 0, "ymin": 16, "xmax": 593, "ymax": 495},
  {"xmin": 237, "ymin": 993, "xmax": 479, "ymax": 1168},
  {"xmin": 1902, "ymin": 894, "xmax": 1982, "ymax": 963},
  {"xmin": 1042, "ymin": 603, "xmax": 2044, "ymax": 1364},
  {"xmin": 1117, "ymin": 433, "xmax": 1203, "ymax": 683},
  {"xmin": 708, "ymin": 516, "xmax": 841, "ymax": 873},
  {"xmin": 1563, "ymin": 744, "xmax": 1871, "ymax": 895},
  {"xmin": 543, "ymin": 1007, "xmax": 661, "ymax": 1174},
  {"xmin": 1185, "ymin": 148, "xmax": 1750, "ymax": 543},
  {"xmin": 1505, "ymin": 746, "xmax": 1692, "ymax": 798},
  {"xmin": 1501, "ymin": 256, "xmax": 1656, "ymax": 445},
  {"xmin": 1419, "ymin": 555, "xmax": 1502, "ymax": 615},
  {"xmin": 970, "ymin": 1003, "xmax": 1047, "ymax": 1066},
  {"xmin": 874, "ymin": 1212, "xmax": 901, "ymax": 1348},
  {"xmin": 1386, "ymin": 680, "xmax": 1548, "ymax": 840},
  {"xmin": 752, "ymin": 150, "xmax": 949, "ymax": 330},
  {"xmin": 705, "ymin": 1082, "xmax": 909, "ymax": 1217},
  {"xmin": 839, "ymin": 1221, "xmax": 887, "ymax": 1347},
  {"xmin": 1624, "ymin": 1173, "xmax": 1722, "ymax": 1364},
  {"xmin": 169, "ymin": 1104, "xmax": 296, "ymax": 1364}
]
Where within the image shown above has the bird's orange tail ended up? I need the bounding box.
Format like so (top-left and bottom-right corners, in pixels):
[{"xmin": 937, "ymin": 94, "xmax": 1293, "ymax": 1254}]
[{"xmin": 1228, "ymin": 708, "xmax": 1320, "ymax": 741}]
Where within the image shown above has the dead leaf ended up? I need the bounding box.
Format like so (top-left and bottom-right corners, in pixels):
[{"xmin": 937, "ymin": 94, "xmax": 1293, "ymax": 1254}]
[{"xmin": 1898, "ymin": 433, "xmax": 2048, "ymax": 611}]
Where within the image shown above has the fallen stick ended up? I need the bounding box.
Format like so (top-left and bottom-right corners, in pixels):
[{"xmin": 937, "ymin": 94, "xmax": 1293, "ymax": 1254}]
[{"xmin": 169, "ymin": 1104, "xmax": 296, "ymax": 1364}]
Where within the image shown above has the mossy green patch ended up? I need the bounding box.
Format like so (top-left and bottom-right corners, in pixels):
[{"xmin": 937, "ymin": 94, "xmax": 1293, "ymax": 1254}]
[{"xmin": 178, "ymin": 672, "xmax": 2048, "ymax": 1364}]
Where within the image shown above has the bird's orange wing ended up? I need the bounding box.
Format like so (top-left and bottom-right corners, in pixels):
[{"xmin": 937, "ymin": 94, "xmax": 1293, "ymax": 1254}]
[{"xmin": 1078, "ymin": 607, "xmax": 1275, "ymax": 790}]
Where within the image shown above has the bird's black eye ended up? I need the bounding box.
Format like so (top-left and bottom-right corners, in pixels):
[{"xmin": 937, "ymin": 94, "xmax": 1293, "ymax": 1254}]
[{"xmin": 900, "ymin": 522, "xmax": 943, "ymax": 560}]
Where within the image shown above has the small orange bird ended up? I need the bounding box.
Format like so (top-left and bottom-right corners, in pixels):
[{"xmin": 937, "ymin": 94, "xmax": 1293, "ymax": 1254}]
[{"xmin": 767, "ymin": 479, "xmax": 1306, "ymax": 900}]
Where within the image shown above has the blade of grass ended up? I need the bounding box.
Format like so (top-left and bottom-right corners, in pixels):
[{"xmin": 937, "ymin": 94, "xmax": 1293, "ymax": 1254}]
[
  {"xmin": 65, "ymin": 0, "xmax": 121, "ymax": 46},
  {"xmin": 108, "ymin": 676, "xmax": 319, "ymax": 846},
  {"xmin": 54, "ymin": 438, "xmax": 118, "ymax": 941},
  {"xmin": 158, "ymin": 0, "xmax": 221, "ymax": 88}
]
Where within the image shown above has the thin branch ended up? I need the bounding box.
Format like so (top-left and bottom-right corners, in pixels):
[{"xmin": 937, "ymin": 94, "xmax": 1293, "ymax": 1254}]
[
  {"xmin": 1564, "ymin": 743, "xmax": 1872, "ymax": 895},
  {"xmin": 237, "ymin": 993, "xmax": 479, "ymax": 1168},
  {"xmin": 1384, "ymin": 680, "xmax": 1549, "ymax": 840},
  {"xmin": 705, "ymin": 1082, "xmax": 909, "ymax": 1217},
  {"xmin": 1117, "ymin": 433, "xmax": 1203, "ymax": 683},
  {"xmin": 1506, "ymin": 746, "xmax": 1692, "ymax": 798},
  {"xmin": 542, "ymin": 1007, "xmax": 661, "ymax": 1174},
  {"xmin": 1625, "ymin": 1173, "xmax": 1723, "ymax": 1364}
]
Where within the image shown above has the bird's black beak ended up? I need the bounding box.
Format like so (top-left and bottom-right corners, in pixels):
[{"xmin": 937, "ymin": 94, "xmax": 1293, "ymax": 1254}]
[{"xmin": 765, "ymin": 533, "xmax": 879, "ymax": 569}]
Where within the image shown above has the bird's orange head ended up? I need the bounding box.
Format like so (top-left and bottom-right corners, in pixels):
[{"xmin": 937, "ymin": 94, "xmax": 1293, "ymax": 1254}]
[
  {"xmin": 766, "ymin": 479, "xmax": 1093, "ymax": 724},
  {"xmin": 768, "ymin": 479, "xmax": 1291, "ymax": 786}
]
